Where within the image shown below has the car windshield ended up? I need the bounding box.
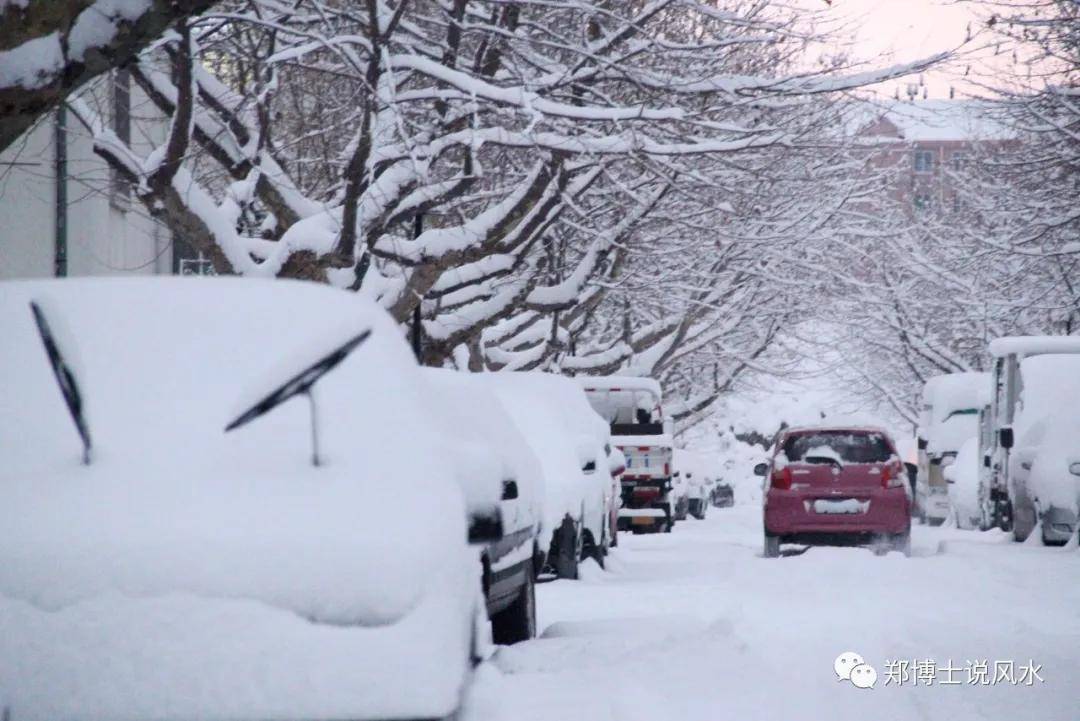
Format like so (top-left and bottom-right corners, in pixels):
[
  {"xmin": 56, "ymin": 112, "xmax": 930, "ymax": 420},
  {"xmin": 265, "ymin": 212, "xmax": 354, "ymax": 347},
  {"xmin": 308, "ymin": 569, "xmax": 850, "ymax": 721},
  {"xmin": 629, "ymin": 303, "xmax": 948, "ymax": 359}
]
[{"xmin": 783, "ymin": 431, "xmax": 892, "ymax": 464}]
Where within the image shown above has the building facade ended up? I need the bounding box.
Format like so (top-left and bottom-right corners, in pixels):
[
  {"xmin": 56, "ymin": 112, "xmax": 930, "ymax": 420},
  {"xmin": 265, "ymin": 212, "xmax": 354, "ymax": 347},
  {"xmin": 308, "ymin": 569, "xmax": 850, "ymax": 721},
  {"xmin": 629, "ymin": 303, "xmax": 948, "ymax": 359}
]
[{"xmin": 0, "ymin": 71, "xmax": 208, "ymax": 281}]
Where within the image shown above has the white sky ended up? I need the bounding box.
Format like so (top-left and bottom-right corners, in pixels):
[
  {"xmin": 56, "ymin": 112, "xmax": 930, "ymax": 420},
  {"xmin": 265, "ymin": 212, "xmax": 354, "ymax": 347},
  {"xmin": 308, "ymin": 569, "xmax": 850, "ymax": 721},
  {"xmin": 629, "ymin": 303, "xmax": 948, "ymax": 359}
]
[{"xmin": 800, "ymin": 0, "xmax": 982, "ymax": 98}]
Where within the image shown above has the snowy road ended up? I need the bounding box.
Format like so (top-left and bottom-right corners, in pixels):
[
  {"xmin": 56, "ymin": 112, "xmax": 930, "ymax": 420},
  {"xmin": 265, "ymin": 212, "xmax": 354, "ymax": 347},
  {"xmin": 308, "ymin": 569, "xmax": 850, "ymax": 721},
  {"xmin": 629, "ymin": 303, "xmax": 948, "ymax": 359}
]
[{"xmin": 464, "ymin": 505, "xmax": 1079, "ymax": 721}]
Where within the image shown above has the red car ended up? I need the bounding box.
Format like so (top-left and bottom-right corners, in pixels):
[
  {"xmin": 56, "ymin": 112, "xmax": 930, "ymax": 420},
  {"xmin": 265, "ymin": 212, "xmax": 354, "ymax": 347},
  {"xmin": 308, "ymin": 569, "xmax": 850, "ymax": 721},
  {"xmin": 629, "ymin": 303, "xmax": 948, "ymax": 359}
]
[{"xmin": 756, "ymin": 427, "xmax": 912, "ymax": 557}]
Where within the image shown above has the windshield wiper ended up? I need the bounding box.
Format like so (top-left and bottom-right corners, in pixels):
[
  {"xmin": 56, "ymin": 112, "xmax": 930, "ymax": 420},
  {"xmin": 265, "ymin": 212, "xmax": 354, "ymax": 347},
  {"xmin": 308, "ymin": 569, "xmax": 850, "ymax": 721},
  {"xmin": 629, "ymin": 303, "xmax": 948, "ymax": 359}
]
[
  {"xmin": 30, "ymin": 300, "xmax": 92, "ymax": 465},
  {"xmin": 225, "ymin": 329, "xmax": 372, "ymax": 466}
]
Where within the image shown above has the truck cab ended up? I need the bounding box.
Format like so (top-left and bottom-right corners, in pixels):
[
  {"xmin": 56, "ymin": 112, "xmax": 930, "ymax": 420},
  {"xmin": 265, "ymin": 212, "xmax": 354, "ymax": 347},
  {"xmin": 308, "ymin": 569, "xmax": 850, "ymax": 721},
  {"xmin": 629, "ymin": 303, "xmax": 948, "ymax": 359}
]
[{"xmin": 580, "ymin": 377, "xmax": 675, "ymax": 533}]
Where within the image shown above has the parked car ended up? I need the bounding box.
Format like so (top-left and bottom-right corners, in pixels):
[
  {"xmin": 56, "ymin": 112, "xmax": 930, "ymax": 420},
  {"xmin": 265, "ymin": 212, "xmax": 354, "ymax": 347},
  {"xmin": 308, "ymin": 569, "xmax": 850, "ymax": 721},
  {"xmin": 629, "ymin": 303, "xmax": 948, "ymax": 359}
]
[
  {"xmin": 915, "ymin": 373, "xmax": 990, "ymax": 526},
  {"xmin": 422, "ymin": 368, "xmax": 545, "ymax": 644},
  {"xmin": 672, "ymin": 469, "xmax": 691, "ymax": 521},
  {"xmin": 607, "ymin": 446, "xmax": 627, "ymax": 546},
  {"xmin": 484, "ymin": 372, "xmax": 616, "ymax": 579},
  {"xmin": 756, "ymin": 426, "xmax": 912, "ymax": 557},
  {"xmin": 943, "ymin": 436, "xmax": 983, "ymax": 530},
  {"xmin": 0, "ymin": 278, "xmax": 481, "ymax": 720},
  {"xmin": 986, "ymin": 337, "xmax": 1080, "ymax": 543},
  {"xmin": 711, "ymin": 482, "xmax": 735, "ymax": 508},
  {"xmin": 675, "ymin": 448, "xmax": 717, "ymax": 520},
  {"xmin": 580, "ymin": 377, "xmax": 675, "ymax": 533}
]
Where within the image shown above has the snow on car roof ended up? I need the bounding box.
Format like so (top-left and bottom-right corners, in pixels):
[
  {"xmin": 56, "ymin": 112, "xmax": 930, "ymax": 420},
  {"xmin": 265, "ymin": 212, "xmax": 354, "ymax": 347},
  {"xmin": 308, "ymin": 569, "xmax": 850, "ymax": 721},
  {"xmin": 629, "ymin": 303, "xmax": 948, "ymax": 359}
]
[
  {"xmin": 921, "ymin": 372, "xmax": 991, "ymax": 422},
  {"xmin": 578, "ymin": 375, "xmax": 663, "ymax": 398},
  {"xmin": 421, "ymin": 368, "xmax": 543, "ymax": 519},
  {"xmin": 0, "ymin": 277, "xmax": 467, "ymax": 627},
  {"xmin": 989, "ymin": 335, "xmax": 1080, "ymax": 358},
  {"xmin": 482, "ymin": 371, "xmax": 610, "ymax": 539},
  {"xmin": 1015, "ymin": 354, "xmax": 1080, "ymax": 439}
]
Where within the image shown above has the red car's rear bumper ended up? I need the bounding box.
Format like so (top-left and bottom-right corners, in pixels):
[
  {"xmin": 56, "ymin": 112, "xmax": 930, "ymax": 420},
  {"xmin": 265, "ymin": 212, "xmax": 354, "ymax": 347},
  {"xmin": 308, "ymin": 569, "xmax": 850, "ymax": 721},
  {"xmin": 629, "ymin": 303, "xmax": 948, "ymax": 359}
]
[{"xmin": 764, "ymin": 488, "xmax": 910, "ymax": 536}]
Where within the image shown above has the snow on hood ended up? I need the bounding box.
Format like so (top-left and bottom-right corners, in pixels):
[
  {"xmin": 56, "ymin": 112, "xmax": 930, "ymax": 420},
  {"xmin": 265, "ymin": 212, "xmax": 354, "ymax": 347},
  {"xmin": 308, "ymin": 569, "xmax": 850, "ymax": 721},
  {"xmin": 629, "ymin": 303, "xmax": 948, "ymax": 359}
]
[
  {"xmin": 421, "ymin": 368, "xmax": 544, "ymax": 529},
  {"xmin": 0, "ymin": 278, "xmax": 467, "ymax": 626},
  {"xmin": 482, "ymin": 372, "xmax": 610, "ymax": 540}
]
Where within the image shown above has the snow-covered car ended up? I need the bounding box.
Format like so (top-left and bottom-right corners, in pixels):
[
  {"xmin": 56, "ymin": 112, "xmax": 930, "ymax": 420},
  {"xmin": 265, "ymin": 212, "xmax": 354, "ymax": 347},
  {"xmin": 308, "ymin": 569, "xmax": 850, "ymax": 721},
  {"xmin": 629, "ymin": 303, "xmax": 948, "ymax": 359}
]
[
  {"xmin": 987, "ymin": 338, "xmax": 1080, "ymax": 543},
  {"xmin": 0, "ymin": 278, "xmax": 480, "ymax": 720},
  {"xmin": 672, "ymin": 470, "xmax": 691, "ymax": 521},
  {"xmin": 422, "ymin": 368, "xmax": 546, "ymax": 644},
  {"xmin": 1010, "ymin": 414, "xmax": 1080, "ymax": 544},
  {"xmin": 915, "ymin": 372, "xmax": 990, "ymax": 525},
  {"xmin": 484, "ymin": 372, "xmax": 615, "ymax": 580},
  {"xmin": 580, "ymin": 377, "xmax": 675, "ymax": 533},
  {"xmin": 757, "ymin": 426, "xmax": 912, "ymax": 557},
  {"xmin": 675, "ymin": 448, "xmax": 717, "ymax": 520},
  {"xmin": 606, "ymin": 446, "xmax": 627, "ymax": 546},
  {"xmin": 943, "ymin": 436, "xmax": 983, "ymax": 529},
  {"xmin": 711, "ymin": 482, "xmax": 734, "ymax": 508}
]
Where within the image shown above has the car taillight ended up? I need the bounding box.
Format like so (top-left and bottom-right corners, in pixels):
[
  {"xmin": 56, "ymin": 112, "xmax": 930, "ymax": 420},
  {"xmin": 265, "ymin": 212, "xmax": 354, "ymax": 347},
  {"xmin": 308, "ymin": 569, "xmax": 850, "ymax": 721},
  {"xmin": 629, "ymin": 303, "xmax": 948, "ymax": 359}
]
[
  {"xmin": 882, "ymin": 461, "xmax": 904, "ymax": 489},
  {"xmin": 771, "ymin": 466, "xmax": 792, "ymax": 490},
  {"xmin": 664, "ymin": 462, "xmax": 670, "ymax": 476}
]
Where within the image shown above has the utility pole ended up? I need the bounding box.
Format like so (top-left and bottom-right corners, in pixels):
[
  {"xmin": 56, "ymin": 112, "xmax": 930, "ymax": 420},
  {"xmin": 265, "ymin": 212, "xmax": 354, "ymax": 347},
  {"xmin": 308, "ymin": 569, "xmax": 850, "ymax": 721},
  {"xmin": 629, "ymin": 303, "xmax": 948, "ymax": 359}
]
[{"xmin": 411, "ymin": 213, "xmax": 423, "ymax": 362}]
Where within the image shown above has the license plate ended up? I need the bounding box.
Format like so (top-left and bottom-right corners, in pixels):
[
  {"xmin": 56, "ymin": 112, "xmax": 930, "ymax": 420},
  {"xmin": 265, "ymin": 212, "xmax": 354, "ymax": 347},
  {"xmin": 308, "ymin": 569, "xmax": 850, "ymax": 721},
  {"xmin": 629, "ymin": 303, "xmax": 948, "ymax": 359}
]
[
  {"xmin": 811, "ymin": 499, "xmax": 869, "ymax": 514},
  {"xmin": 631, "ymin": 516, "xmax": 655, "ymax": 525}
]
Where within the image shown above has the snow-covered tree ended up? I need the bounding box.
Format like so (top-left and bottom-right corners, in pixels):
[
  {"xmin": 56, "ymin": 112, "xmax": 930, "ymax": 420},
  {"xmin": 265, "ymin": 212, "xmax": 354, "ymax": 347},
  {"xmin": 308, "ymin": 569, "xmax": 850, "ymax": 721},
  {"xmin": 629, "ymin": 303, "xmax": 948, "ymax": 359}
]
[{"xmin": 58, "ymin": 0, "xmax": 942, "ymax": 431}]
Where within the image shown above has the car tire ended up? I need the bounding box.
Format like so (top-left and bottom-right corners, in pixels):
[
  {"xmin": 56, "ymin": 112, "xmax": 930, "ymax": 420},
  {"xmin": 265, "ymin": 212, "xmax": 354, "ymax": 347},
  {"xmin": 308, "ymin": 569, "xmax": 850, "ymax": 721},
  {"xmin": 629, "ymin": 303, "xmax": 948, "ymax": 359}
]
[
  {"xmin": 553, "ymin": 517, "xmax": 579, "ymax": 580},
  {"xmin": 490, "ymin": 567, "xmax": 536, "ymax": 645},
  {"xmin": 763, "ymin": 531, "xmax": 780, "ymax": 558}
]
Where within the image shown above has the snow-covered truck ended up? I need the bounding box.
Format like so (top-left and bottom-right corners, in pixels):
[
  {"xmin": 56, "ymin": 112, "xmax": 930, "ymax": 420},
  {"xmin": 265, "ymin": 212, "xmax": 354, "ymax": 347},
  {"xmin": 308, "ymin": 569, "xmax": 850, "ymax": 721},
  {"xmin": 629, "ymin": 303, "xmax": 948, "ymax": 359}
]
[
  {"xmin": 986, "ymin": 336, "xmax": 1080, "ymax": 544},
  {"xmin": 915, "ymin": 372, "xmax": 990, "ymax": 525},
  {"xmin": 579, "ymin": 377, "xmax": 675, "ymax": 533}
]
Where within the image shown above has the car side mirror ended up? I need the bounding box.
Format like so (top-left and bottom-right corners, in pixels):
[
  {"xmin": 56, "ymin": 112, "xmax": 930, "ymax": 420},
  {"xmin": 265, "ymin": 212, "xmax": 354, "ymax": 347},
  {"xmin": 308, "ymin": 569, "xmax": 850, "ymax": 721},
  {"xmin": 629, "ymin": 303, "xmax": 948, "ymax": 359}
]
[
  {"xmin": 999, "ymin": 427, "xmax": 1014, "ymax": 450},
  {"xmin": 581, "ymin": 461, "xmax": 596, "ymax": 474},
  {"xmin": 917, "ymin": 437, "xmax": 928, "ymax": 451},
  {"xmin": 982, "ymin": 455, "xmax": 990, "ymax": 468},
  {"xmin": 501, "ymin": 479, "xmax": 519, "ymax": 500},
  {"xmin": 753, "ymin": 462, "xmax": 768, "ymax": 477}
]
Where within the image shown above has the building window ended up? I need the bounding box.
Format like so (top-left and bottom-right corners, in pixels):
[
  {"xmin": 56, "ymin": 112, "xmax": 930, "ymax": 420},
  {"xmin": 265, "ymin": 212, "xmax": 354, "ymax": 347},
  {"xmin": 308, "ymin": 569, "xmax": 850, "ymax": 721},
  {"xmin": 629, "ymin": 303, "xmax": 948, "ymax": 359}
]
[
  {"xmin": 914, "ymin": 193, "xmax": 932, "ymax": 212},
  {"xmin": 913, "ymin": 150, "xmax": 934, "ymax": 173},
  {"xmin": 950, "ymin": 152, "xmax": 968, "ymax": 170},
  {"xmin": 110, "ymin": 68, "xmax": 132, "ymax": 211},
  {"xmin": 179, "ymin": 254, "xmax": 217, "ymax": 276}
]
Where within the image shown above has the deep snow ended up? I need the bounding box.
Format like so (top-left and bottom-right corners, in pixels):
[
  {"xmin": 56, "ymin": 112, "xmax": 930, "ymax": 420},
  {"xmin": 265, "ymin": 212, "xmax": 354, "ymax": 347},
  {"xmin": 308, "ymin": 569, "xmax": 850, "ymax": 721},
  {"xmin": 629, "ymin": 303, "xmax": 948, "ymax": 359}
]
[{"xmin": 464, "ymin": 504, "xmax": 1079, "ymax": 721}]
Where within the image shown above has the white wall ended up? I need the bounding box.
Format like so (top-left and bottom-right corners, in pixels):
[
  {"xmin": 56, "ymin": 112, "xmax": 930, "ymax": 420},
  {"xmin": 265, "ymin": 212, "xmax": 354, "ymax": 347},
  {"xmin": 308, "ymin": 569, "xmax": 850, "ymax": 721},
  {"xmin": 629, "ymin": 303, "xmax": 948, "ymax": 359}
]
[{"xmin": 0, "ymin": 76, "xmax": 173, "ymax": 280}]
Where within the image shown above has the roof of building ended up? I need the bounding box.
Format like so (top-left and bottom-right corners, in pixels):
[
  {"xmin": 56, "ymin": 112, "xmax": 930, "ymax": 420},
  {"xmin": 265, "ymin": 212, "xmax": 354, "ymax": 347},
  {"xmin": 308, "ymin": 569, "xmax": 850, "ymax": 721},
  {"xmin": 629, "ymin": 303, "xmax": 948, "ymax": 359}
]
[{"xmin": 855, "ymin": 100, "xmax": 1013, "ymax": 143}]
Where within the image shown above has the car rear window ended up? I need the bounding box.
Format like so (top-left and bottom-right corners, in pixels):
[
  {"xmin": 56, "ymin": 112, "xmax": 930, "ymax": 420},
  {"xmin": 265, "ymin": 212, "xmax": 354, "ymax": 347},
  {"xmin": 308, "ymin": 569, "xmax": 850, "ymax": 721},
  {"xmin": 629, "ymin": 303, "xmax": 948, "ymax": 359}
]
[{"xmin": 782, "ymin": 431, "xmax": 892, "ymax": 464}]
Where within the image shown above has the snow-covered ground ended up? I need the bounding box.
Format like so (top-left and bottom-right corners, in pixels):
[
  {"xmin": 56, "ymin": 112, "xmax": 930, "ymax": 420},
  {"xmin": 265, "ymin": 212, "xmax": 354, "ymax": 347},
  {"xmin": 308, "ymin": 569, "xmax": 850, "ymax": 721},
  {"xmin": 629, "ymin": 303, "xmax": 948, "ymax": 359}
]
[{"xmin": 464, "ymin": 504, "xmax": 1079, "ymax": 721}]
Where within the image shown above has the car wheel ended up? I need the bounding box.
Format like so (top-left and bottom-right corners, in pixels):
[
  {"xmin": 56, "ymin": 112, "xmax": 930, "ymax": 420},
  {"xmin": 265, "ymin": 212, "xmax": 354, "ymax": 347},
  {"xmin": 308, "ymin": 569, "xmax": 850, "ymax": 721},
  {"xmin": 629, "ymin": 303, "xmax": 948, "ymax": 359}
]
[
  {"xmin": 490, "ymin": 568, "xmax": 536, "ymax": 645},
  {"xmin": 553, "ymin": 517, "xmax": 579, "ymax": 580},
  {"xmin": 763, "ymin": 532, "xmax": 780, "ymax": 558},
  {"xmin": 1012, "ymin": 502, "xmax": 1036, "ymax": 543}
]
